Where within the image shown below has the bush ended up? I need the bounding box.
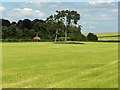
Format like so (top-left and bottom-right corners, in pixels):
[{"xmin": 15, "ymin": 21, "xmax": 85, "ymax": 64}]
[
  {"xmin": 58, "ymin": 37, "xmax": 65, "ymax": 41},
  {"xmin": 70, "ymin": 34, "xmax": 86, "ymax": 41},
  {"xmin": 87, "ymin": 33, "xmax": 98, "ymax": 41},
  {"xmin": 79, "ymin": 34, "xmax": 87, "ymax": 41},
  {"xmin": 2, "ymin": 38, "xmax": 54, "ymax": 42}
]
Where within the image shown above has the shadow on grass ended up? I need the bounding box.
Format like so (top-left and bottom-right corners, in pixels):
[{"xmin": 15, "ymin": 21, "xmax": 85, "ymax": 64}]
[
  {"xmin": 54, "ymin": 40, "xmax": 120, "ymax": 44},
  {"xmin": 98, "ymin": 40, "xmax": 120, "ymax": 43},
  {"xmin": 54, "ymin": 41, "xmax": 85, "ymax": 44}
]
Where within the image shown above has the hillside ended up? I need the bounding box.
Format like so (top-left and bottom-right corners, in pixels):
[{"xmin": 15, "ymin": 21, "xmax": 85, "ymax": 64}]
[{"xmin": 96, "ymin": 32, "xmax": 119, "ymax": 41}]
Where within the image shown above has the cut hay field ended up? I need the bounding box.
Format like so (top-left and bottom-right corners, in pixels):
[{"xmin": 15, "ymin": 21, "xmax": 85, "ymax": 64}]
[
  {"xmin": 96, "ymin": 32, "xmax": 119, "ymax": 41},
  {"xmin": 2, "ymin": 41, "xmax": 118, "ymax": 88}
]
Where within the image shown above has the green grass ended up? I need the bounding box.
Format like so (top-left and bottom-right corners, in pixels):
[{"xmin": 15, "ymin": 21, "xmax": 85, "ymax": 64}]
[
  {"xmin": 96, "ymin": 32, "xmax": 119, "ymax": 36},
  {"xmin": 2, "ymin": 41, "xmax": 118, "ymax": 88},
  {"xmin": 96, "ymin": 32, "xmax": 119, "ymax": 41},
  {"xmin": 84, "ymin": 32, "xmax": 119, "ymax": 41}
]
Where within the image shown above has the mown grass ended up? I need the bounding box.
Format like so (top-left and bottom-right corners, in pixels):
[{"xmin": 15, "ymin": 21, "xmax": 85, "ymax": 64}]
[
  {"xmin": 96, "ymin": 32, "xmax": 119, "ymax": 41},
  {"xmin": 2, "ymin": 41, "xmax": 118, "ymax": 88},
  {"xmin": 84, "ymin": 32, "xmax": 119, "ymax": 41}
]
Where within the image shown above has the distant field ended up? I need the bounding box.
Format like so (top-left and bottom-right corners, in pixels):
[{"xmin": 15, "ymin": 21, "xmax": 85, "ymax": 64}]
[
  {"xmin": 96, "ymin": 32, "xmax": 119, "ymax": 36},
  {"xmin": 96, "ymin": 32, "xmax": 119, "ymax": 41},
  {"xmin": 84, "ymin": 32, "xmax": 119, "ymax": 41},
  {"xmin": 2, "ymin": 41, "xmax": 118, "ymax": 88}
]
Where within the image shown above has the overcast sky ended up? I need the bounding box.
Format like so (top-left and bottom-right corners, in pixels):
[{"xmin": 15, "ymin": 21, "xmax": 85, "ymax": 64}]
[{"xmin": 0, "ymin": 0, "xmax": 119, "ymax": 33}]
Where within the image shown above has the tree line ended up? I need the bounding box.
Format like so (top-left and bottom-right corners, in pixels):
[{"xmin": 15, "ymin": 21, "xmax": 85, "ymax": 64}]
[{"xmin": 0, "ymin": 10, "xmax": 98, "ymax": 42}]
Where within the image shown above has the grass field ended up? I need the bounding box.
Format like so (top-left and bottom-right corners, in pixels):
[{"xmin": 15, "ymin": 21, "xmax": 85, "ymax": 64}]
[
  {"xmin": 84, "ymin": 32, "xmax": 119, "ymax": 41},
  {"xmin": 2, "ymin": 41, "xmax": 118, "ymax": 88},
  {"xmin": 96, "ymin": 32, "xmax": 119, "ymax": 41}
]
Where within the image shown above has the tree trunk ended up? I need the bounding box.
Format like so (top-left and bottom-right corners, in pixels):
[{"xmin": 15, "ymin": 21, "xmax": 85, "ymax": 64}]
[
  {"xmin": 65, "ymin": 29, "xmax": 67, "ymax": 41},
  {"xmin": 65, "ymin": 25, "xmax": 69, "ymax": 41},
  {"xmin": 55, "ymin": 30, "xmax": 58, "ymax": 42}
]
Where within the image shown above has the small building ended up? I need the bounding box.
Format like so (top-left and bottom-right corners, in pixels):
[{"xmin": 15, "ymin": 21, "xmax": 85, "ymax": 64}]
[{"xmin": 34, "ymin": 35, "xmax": 41, "ymax": 41}]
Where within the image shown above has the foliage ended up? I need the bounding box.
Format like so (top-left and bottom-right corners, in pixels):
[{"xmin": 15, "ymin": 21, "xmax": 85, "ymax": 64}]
[
  {"xmin": 87, "ymin": 33, "xmax": 98, "ymax": 41},
  {"xmin": 0, "ymin": 19, "xmax": 11, "ymax": 27},
  {"xmin": 1, "ymin": 10, "xmax": 96, "ymax": 42},
  {"xmin": 55, "ymin": 10, "xmax": 80, "ymax": 41}
]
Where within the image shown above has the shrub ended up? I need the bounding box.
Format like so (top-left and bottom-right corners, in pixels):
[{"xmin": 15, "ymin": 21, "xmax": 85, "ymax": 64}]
[
  {"xmin": 70, "ymin": 34, "xmax": 86, "ymax": 41},
  {"xmin": 87, "ymin": 33, "xmax": 98, "ymax": 41}
]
